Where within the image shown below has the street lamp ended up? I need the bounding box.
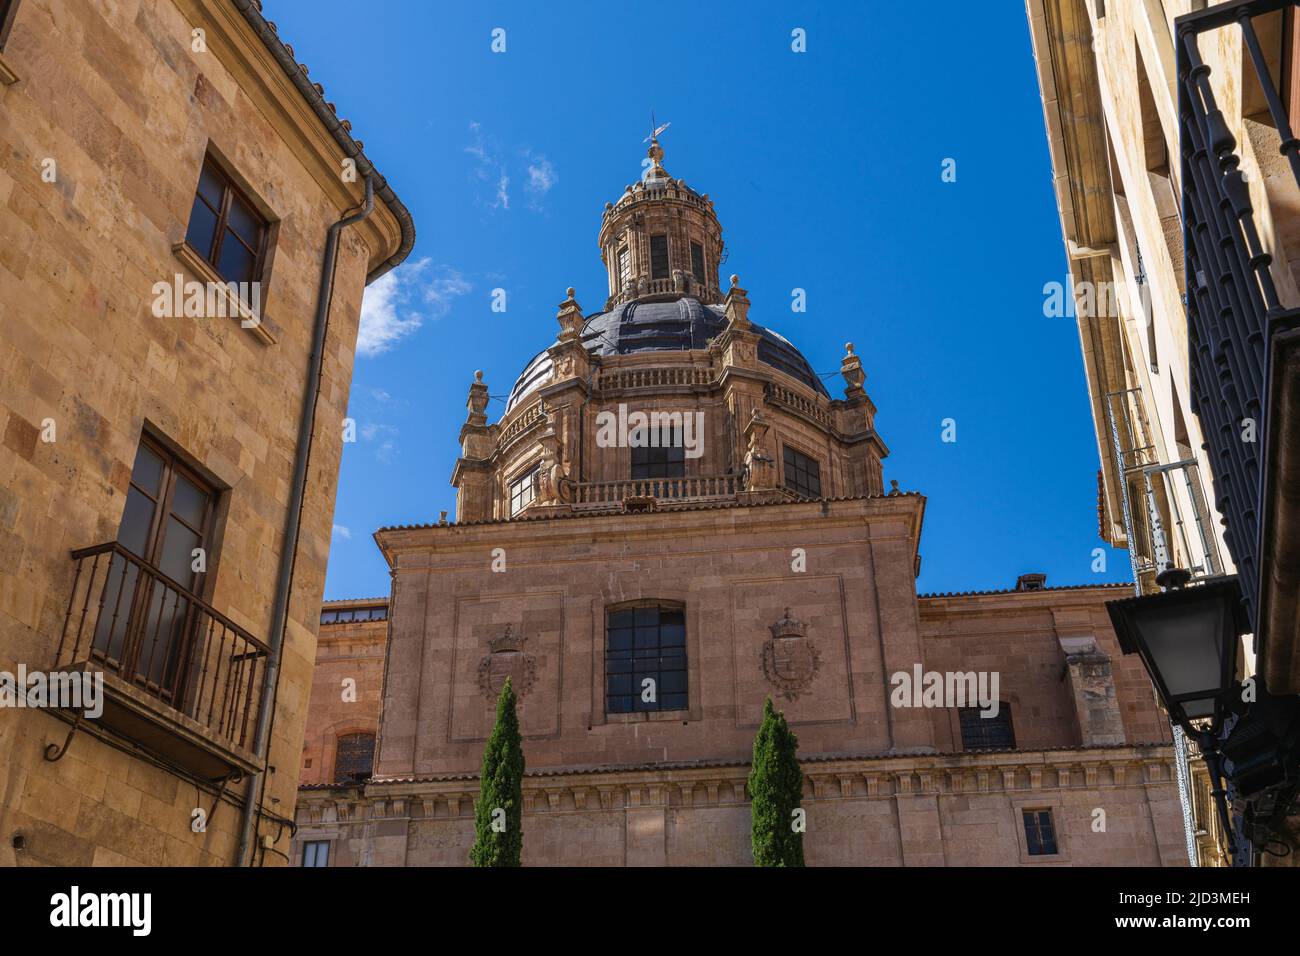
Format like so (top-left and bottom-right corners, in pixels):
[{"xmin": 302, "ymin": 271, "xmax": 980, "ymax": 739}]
[{"xmin": 1106, "ymin": 571, "xmax": 1249, "ymax": 860}]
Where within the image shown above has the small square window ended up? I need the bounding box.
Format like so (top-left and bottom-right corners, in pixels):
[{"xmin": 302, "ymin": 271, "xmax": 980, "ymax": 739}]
[{"xmin": 184, "ymin": 156, "xmax": 269, "ymax": 288}]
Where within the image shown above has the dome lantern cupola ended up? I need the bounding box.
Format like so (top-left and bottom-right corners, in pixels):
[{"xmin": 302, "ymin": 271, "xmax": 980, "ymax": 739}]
[{"xmin": 597, "ymin": 131, "xmax": 725, "ymax": 310}]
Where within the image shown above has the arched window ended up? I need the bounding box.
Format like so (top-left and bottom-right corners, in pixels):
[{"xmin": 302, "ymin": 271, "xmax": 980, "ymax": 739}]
[
  {"xmin": 334, "ymin": 732, "xmax": 375, "ymax": 782},
  {"xmin": 606, "ymin": 603, "xmax": 686, "ymax": 714}
]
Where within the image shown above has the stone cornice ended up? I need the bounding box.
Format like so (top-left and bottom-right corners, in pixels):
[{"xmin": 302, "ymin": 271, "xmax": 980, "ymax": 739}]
[
  {"xmin": 294, "ymin": 744, "xmax": 1178, "ymax": 825},
  {"xmin": 375, "ymin": 493, "xmax": 926, "ymax": 565}
]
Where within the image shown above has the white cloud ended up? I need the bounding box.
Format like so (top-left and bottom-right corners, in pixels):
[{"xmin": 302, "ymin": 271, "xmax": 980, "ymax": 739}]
[
  {"xmin": 357, "ymin": 258, "xmax": 471, "ymax": 357},
  {"xmin": 360, "ymin": 421, "xmax": 400, "ymax": 464},
  {"xmin": 526, "ymin": 153, "xmax": 556, "ymax": 195},
  {"xmin": 465, "ymin": 124, "xmax": 557, "ymax": 213},
  {"xmin": 332, "ymin": 524, "xmax": 351, "ymax": 540}
]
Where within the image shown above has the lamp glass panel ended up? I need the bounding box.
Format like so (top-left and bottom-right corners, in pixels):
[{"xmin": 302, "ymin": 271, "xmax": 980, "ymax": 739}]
[{"xmin": 1138, "ymin": 600, "xmax": 1226, "ymax": 700}]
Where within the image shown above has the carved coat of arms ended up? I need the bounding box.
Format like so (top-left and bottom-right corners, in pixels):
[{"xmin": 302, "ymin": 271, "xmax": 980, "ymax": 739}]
[
  {"xmin": 760, "ymin": 608, "xmax": 819, "ymax": 701},
  {"xmin": 476, "ymin": 625, "xmax": 537, "ymax": 699}
]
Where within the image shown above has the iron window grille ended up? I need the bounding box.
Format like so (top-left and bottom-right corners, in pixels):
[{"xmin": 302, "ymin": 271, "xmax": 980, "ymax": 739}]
[
  {"xmin": 334, "ymin": 732, "xmax": 375, "ymax": 782},
  {"xmin": 958, "ymin": 704, "xmax": 1016, "ymax": 751}
]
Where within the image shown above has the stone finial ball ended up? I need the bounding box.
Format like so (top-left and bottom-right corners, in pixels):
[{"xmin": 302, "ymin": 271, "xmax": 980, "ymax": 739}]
[
  {"xmin": 566, "ymin": 287, "xmax": 576, "ymax": 298},
  {"xmin": 474, "ymin": 370, "xmax": 483, "ymax": 381},
  {"xmin": 730, "ymin": 274, "xmax": 739, "ymax": 287},
  {"xmin": 845, "ymin": 342, "xmax": 855, "ymax": 354}
]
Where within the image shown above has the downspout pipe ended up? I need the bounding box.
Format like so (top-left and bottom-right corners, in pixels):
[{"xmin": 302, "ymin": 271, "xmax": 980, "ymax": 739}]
[{"xmin": 236, "ymin": 174, "xmax": 375, "ymax": 867}]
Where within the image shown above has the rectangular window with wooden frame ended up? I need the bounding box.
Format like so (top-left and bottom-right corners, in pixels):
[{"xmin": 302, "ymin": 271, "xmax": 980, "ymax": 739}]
[
  {"xmin": 184, "ymin": 156, "xmax": 269, "ymax": 287},
  {"xmin": 92, "ymin": 435, "xmax": 219, "ymax": 704},
  {"xmin": 690, "ymin": 241, "xmax": 706, "ymax": 285}
]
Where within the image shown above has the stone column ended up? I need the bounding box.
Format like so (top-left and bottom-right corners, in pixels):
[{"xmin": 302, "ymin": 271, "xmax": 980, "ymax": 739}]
[{"xmin": 1054, "ymin": 608, "xmax": 1126, "ymax": 746}]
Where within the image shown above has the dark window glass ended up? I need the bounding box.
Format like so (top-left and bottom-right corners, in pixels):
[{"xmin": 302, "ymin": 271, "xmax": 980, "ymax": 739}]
[
  {"xmin": 184, "ymin": 157, "xmax": 268, "ymax": 285},
  {"xmin": 217, "ymin": 230, "xmax": 257, "ymax": 283},
  {"xmin": 320, "ymin": 606, "xmax": 387, "ymax": 625},
  {"xmin": 185, "ymin": 195, "xmax": 220, "ymax": 261},
  {"xmin": 605, "ymin": 604, "xmax": 687, "ymax": 714},
  {"xmin": 1023, "ymin": 809, "xmax": 1058, "ymax": 856},
  {"xmin": 509, "ymin": 464, "xmax": 539, "ymax": 516},
  {"xmin": 782, "ymin": 445, "xmax": 821, "ymax": 499},
  {"xmin": 302, "ymin": 841, "xmax": 330, "ymax": 867},
  {"xmin": 690, "ymin": 242, "xmax": 705, "ymax": 284},
  {"xmin": 631, "ymin": 423, "xmax": 684, "ymax": 480},
  {"xmin": 617, "ymin": 245, "xmax": 631, "ymax": 291},
  {"xmin": 335, "ymin": 732, "xmax": 375, "ymax": 782},
  {"xmin": 0, "ymin": 0, "xmax": 20, "ymax": 51},
  {"xmin": 649, "ymin": 234, "xmax": 669, "ymax": 280},
  {"xmin": 958, "ymin": 704, "xmax": 1016, "ymax": 750},
  {"xmin": 93, "ymin": 434, "xmax": 217, "ymax": 699}
]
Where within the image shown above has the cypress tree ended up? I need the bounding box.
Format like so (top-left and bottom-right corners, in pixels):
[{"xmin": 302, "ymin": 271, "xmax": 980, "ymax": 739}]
[
  {"xmin": 748, "ymin": 696, "xmax": 805, "ymax": 867},
  {"xmin": 470, "ymin": 676, "xmax": 525, "ymax": 866}
]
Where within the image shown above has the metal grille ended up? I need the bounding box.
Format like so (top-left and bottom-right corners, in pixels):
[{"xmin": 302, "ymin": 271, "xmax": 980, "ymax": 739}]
[{"xmin": 1177, "ymin": 0, "xmax": 1300, "ymax": 630}]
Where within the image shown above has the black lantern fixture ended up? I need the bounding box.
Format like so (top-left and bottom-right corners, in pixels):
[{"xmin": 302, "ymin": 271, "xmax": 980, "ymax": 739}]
[
  {"xmin": 1106, "ymin": 572, "xmax": 1247, "ymax": 730},
  {"xmin": 1107, "ymin": 571, "xmax": 1250, "ymax": 860}
]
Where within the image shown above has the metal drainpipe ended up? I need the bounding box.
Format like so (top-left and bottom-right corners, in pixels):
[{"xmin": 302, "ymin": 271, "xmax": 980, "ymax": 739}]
[{"xmin": 235, "ymin": 174, "xmax": 375, "ymax": 867}]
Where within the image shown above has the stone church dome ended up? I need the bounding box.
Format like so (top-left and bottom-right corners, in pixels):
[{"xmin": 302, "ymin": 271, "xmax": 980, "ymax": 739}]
[{"xmin": 505, "ymin": 297, "xmax": 829, "ymax": 411}]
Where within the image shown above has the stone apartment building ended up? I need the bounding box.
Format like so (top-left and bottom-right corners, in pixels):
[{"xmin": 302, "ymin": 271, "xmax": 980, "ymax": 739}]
[
  {"xmin": 0, "ymin": 0, "xmax": 412, "ymax": 866},
  {"xmin": 1026, "ymin": 0, "xmax": 1300, "ymax": 865},
  {"xmin": 292, "ymin": 138, "xmax": 1189, "ymax": 867}
]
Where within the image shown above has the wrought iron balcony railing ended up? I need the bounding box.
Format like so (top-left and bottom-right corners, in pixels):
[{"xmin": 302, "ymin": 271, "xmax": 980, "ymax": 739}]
[
  {"xmin": 57, "ymin": 542, "xmax": 269, "ymax": 756},
  {"xmin": 1177, "ymin": 0, "xmax": 1300, "ymax": 630}
]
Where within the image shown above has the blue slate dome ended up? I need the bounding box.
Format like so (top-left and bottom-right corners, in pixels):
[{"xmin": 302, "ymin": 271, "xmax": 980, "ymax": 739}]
[{"xmin": 504, "ymin": 296, "xmax": 828, "ymax": 412}]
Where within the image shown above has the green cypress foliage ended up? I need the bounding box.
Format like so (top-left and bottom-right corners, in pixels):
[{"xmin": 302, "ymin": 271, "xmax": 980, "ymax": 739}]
[
  {"xmin": 748, "ymin": 696, "xmax": 806, "ymax": 867},
  {"xmin": 470, "ymin": 677, "xmax": 525, "ymax": 866}
]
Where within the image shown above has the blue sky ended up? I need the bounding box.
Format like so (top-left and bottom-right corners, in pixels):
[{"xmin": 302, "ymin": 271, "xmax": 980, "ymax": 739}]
[{"xmin": 263, "ymin": 0, "xmax": 1134, "ymax": 601}]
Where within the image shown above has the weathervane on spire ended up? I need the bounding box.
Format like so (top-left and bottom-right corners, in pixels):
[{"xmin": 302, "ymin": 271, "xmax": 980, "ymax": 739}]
[{"xmin": 643, "ymin": 111, "xmax": 671, "ymax": 144}]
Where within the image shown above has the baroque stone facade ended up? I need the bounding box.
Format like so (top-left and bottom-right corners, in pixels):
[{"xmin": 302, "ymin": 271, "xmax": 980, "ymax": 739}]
[
  {"xmin": 293, "ymin": 138, "xmax": 1187, "ymax": 867},
  {"xmin": 0, "ymin": 0, "xmax": 411, "ymax": 866}
]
